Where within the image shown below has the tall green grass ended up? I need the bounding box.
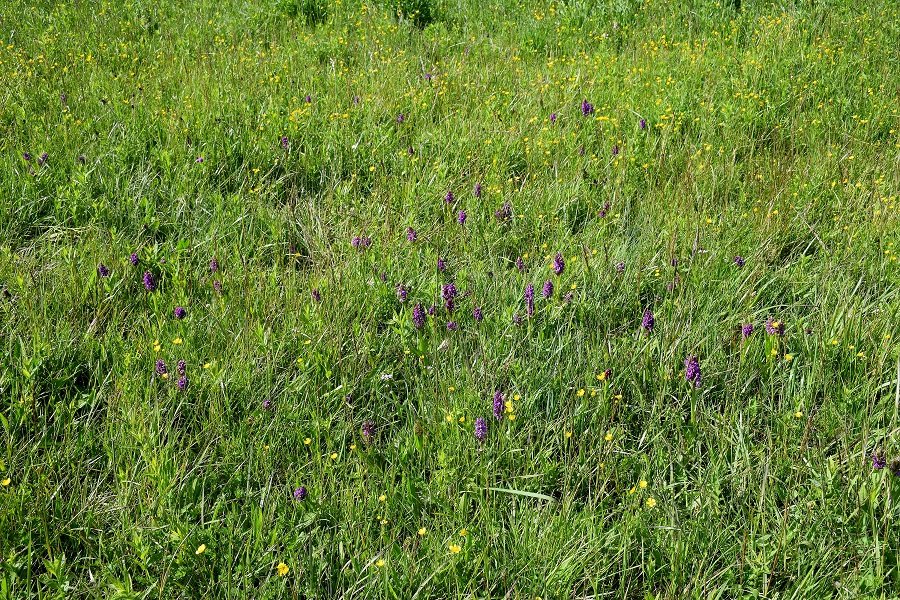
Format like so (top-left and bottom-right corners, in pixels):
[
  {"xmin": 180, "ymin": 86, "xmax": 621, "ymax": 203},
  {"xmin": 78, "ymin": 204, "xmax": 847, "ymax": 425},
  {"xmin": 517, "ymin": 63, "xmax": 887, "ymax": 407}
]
[{"xmin": 1, "ymin": 0, "xmax": 900, "ymax": 596}]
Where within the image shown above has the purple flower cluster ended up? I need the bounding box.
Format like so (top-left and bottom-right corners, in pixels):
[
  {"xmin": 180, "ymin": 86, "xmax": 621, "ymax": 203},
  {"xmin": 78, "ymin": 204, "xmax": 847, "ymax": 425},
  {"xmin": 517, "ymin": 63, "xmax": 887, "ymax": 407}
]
[
  {"xmin": 542, "ymin": 280, "xmax": 553, "ymax": 299},
  {"xmin": 765, "ymin": 317, "xmax": 785, "ymax": 337},
  {"xmin": 492, "ymin": 391, "xmax": 504, "ymax": 420},
  {"xmin": 156, "ymin": 360, "xmax": 167, "ymax": 375},
  {"xmin": 615, "ymin": 261, "xmax": 625, "ymax": 275},
  {"xmin": 473, "ymin": 306, "xmax": 483, "ymax": 322},
  {"xmin": 351, "ymin": 235, "xmax": 372, "ymax": 250},
  {"xmin": 311, "ymin": 288, "xmax": 322, "ymax": 302},
  {"xmin": 742, "ymin": 323, "xmax": 754, "ymax": 339},
  {"xmin": 553, "ymin": 252, "xmax": 565, "ymax": 276},
  {"xmin": 407, "ymin": 227, "xmax": 418, "ymax": 242},
  {"xmin": 442, "ymin": 283, "xmax": 457, "ymax": 313},
  {"xmin": 437, "ymin": 257, "xmax": 446, "ymax": 272},
  {"xmin": 515, "ymin": 257, "xmax": 525, "ymax": 272},
  {"xmin": 444, "ymin": 191, "xmax": 454, "ymax": 204},
  {"xmin": 524, "ymin": 284, "xmax": 535, "ymax": 316},
  {"xmin": 494, "ymin": 202, "xmax": 512, "ymax": 223},
  {"xmin": 210, "ymin": 257, "xmax": 219, "ymax": 272},
  {"xmin": 581, "ymin": 100, "xmax": 594, "ymax": 116},
  {"xmin": 457, "ymin": 211, "xmax": 467, "ymax": 225},
  {"xmin": 734, "ymin": 256, "xmax": 745, "ymax": 268},
  {"xmin": 174, "ymin": 306, "xmax": 186, "ymax": 319},
  {"xmin": 641, "ymin": 309, "xmax": 655, "ymax": 333},
  {"xmin": 143, "ymin": 271, "xmax": 157, "ymax": 292},
  {"xmin": 397, "ymin": 284, "xmax": 408, "ymax": 303},
  {"xmin": 475, "ymin": 417, "xmax": 487, "ymax": 442},
  {"xmin": 474, "ymin": 183, "xmax": 482, "ymax": 198},
  {"xmin": 130, "ymin": 253, "xmax": 140, "ymax": 266},
  {"xmin": 294, "ymin": 486, "xmax": 308, "ymax": 501},
  {"xmin": 98, "ymin": 264, "xmax": 110, "ymax": 277},
  {"xmin": 362, "ymin": 420, "xmax": 375, "ymax": 445},
  {"xmin": 685, "ymin": 355, "xmax": 701, "ymax": 388},
  {"xmin": 413, "ymin": 302, "xmax": 426, "ymax": 329}
]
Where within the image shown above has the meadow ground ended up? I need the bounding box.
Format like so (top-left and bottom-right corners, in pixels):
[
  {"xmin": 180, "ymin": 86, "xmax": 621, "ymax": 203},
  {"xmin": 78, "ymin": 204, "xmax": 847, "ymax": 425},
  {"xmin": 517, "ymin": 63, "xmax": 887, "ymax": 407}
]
[{"xmin": 1, "ymin": 0, "xmax": 900, "ymax": 597}]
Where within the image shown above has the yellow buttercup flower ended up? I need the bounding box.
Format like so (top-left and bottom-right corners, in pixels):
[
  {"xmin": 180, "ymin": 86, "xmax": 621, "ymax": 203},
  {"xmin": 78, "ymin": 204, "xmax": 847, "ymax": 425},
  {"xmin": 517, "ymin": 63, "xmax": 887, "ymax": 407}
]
[
  {"xmin": 330, "ymin": 453, "xmax": 338, "ymax": 460},
  {"xmin": 277, "ymin": 562, "xmax": 289, "ymax": 576},
  {"xmin": 417, "ymin": 527, "xmax": 427, "ymax": 536},
  {"xmin": 1, "ymin": 478, "xmax": 10, "ymax": 486},
  {"xmin": 375, "ymin": 559, "xmax": 385, "ymax": 567},
  {"xmin": 304, "ymin": 438, "xmax": 311, "ymax": 445},
  {"xmin": 449, "ymin": 544, "xmax": 461, "ymax": 554},
  {"xmin": 646, "ymin": 498, "xmax": 657, "ymax": 508},
  {"xmin": 604, "ymin": 432, "xmax": 613, "ymax": 442},
  {"xmin": 639, "ymin": 480, "xmax": 647, "ymax": 489},
  {"xmin": 173, "ymin": 338, "xmax": 182, "ymax": 345},
  {"xmin": 459, "ymin": 529, "xmax": 467, "ymax": 536},
  {"xmin": 378, "ymin": 494, "xmax": 386, "ymax": 502},
  {"xmin": 196, "ymin": 544, "xmax": 206, "ymax": 554}
]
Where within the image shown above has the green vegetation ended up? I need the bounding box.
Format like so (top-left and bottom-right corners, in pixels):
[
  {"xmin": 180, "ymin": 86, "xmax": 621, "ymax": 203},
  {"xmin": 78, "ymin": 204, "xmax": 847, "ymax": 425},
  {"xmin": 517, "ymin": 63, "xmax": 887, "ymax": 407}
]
[{"xmin": 2, "ymin": 0, "xmax": 900, "ymax": 596}]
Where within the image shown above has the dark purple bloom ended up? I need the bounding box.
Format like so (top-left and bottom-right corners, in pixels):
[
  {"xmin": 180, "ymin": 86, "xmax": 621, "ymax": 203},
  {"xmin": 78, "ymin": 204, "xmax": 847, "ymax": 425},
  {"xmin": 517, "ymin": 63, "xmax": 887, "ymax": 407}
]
[
  {"xmin": 475, "ymin": 417, "xmax": 487, "ymax": 442},
  {"xmin": 413, "ymin": 302, "xmax": 426, "ymax": 329},
  {"xmin": 177, "ymin": 375, "xmax": 189, "ymax": 390},
  {"xmin": 311, "ymin": 288, "xmax": 322, "ymax": 302},
  {"xmin": 563, "ymin": 291, "xmax": 573, "ymax": 304},
  {"xmin": 195, "ymin": 157, "xmax": 204, "ymax": 163},
  {"xmin": 442, "ymin": 284, "xmax": 457, "ymax": 301},
  {"xmin": 542, "ymin": 280, "xmax": 554, "ymax": 299},
  {"xmin": 210, "ymin": 257, "xmax": 219, "ymax": 272},
  {"xmin": 22, "ymin": 152, "xmax": 32, "ymax": 162},
  {"xmin": 396, "ymin": 113, "xmax": 404, "ymax": 123},
  {"xmin": 765, "ymin": 317, "xmax": 785, "ymax": 337},
  {"xmin": 263, "ymin": 398, "xmax": 272, "ymax": 410},
  {"xmin": 445, "ymin": 298, "xmax": 455, "ymax": 313},
  {"xmin": 873, "ymin": 453, "xmax": 886, "ymax": 470},
  {"xmin": 685, "ymin": 355, "xmax": 701, "ymax": 388},
  {"xmin": 553, "ymin": 252, "xmax": 565, "ymax": 276},
  {"xmin": 130, "ymin": 253, "xmax": 139, "ymax": 266},
  {"xmin": 494, "ymin": 202, "xmax": 512, "ymax": 223},
  {"xmin": 473, "ymin": 306, "xmax": 483, "ymax": 322},
  {"xmin": 612, "ymin": 145, "xmax": 619, "ymax": 156},
  {"xmin": 38, "ymin": 153, "xmax": 49, "ymax": 166},
  {"xmin": 493, "ymin": 391, "xmax": 504, "ymax": 420},
  {"xmin": 362, "ymin": 420, "xmax": 375, "ymax": 444},
  {"xmin": 550, "ymin": 113, "xmax": 557, "ymax": 123},
  {"xmin": 437, "ymin": 257, "xmax": 446, "ymax": 272},
  {"xmin": 213, "ymin": 280, "xmax": 222, "ymax": 293},
  {"xmin": 742, "ymin": 323, "xmax": 754, "ymax": 339},
  {"xmin": 77, "ymin": 155, "xmax": 86, "ymax": 164},
  {"xmin": 353, "ymin": 96, "xmax": 360, "ymax": 104},
  {"xmin": 98, "ymin": 263, "xmax": 110, "ymax": 277},
  {"xmin": 615, "ymin": 261, "xmax": 625, "ymax": 275},
  {"xmin": 734, "ymin": 256, "xmax": 745, "ymax": 268},
  {"xmin": 578, "ymin": 146, "xmax": 585, "ymax": 156},
  {"xmin": 281, "ymin": 136, "xmax": 289, "ymax": 149},
  {"xmin": 293, "ymin": 486, "xmax": 308, "ymax": 501},
  {"xmin": 515, "ymin": 256, "xmax": 525, "ymax": 272},
  {"xmin": 424, "ymin": 73, "xmax": 432, "ymax": 81},
  {"xmin": 639, "ymin": 118, "xmax": 646, "ymax": 130},
  {"xmin": 474, "ymin": 183, "xmax": 482, "ymax": 198},
  {"xmin": 581, "ymin": 100, "xmax": 594, "ymax": 116},
  {"xmin": 380, "ymin": 272, "xmax": 387, "ymax": 282},
  {"xmin": 352, "ymin": 236, "xmax": 361, "ymax": 249},
  {"xmin": 457, "ymin": 211, "xmax": 467, "ymax": 225},
  {"xmin": 444, "ymin": 191, "xmax": 454, "ymax": 204},
  {"xmin": 513, "ymin": 313, "xmax": 523, "ymax": 326},
  {"xmin": 641, "ymin": 309, "xmax": 655, "ymax": 333},
  {"xmin": 156, "ymin": 359, "xmax": 167, "ymax": 375},
  {"xmin": 174, "ymin": 306, "xmax": 186, "ymax": 319},
  {"xmin": 447, "ymin": 321, "xmax": 458, "ymax": 331},
  {"xmin": 407, "ymin": 227, "xmax": 417, "ymax": 242},
  {"xmin": 305, "ymin": 94, "xmax": 312, "ymax": 103},
  {"xmin": 397, "ymin": 284, "xmax": 408, "ymax": 303},
  {"xmin": 177, "ymin": 360, "xmax": 186, "ymax": 375},
  {"xmin": 427, "ymin": 305, "xmax": 437, "ymax": 316},
  {"xmin": 524, "ymin": 284, "xmax": 535, "ymax": 316},
  {"xmin": 599, "ymin": 201, "xmax": 610, "ymax": 218},
  {"xmin": 362, "ymin": 235, "xmax": 372, "ymax": 248},
  {"xmin": 143, "ymin": 271, "xmax": 157, "ymax": 292}
]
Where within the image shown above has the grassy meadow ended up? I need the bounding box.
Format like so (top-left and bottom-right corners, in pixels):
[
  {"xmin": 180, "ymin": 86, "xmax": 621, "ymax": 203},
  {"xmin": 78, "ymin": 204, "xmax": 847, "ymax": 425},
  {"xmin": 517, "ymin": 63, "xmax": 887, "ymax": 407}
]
[{"xmin": 2, "ymin": 0, "xmax": 900, "ymax": 596}]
